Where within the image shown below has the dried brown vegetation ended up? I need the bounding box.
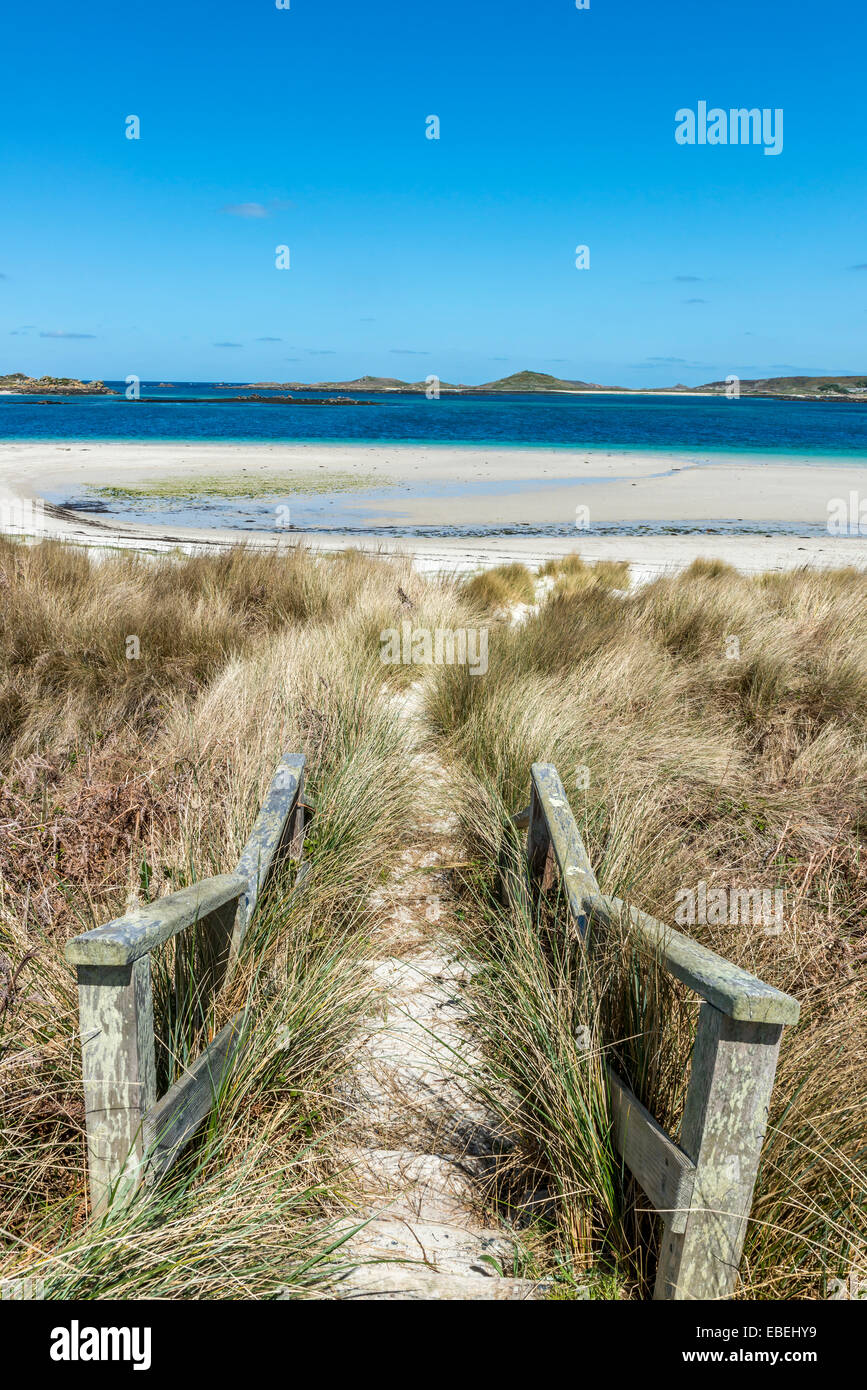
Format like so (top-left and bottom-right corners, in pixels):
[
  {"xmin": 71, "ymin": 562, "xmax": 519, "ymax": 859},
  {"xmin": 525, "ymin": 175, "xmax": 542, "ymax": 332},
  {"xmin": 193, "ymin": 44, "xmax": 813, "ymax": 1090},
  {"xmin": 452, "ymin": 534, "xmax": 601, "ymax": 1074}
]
[
  {"xmin": 1, "ymin": 539, "xmax": 863, "ymax": 1300},
  {"xmin": 0, "ymin": 538, "xmax": 440, "ymax": 1297},
  {"xmin": 426, "ymin": 555, "xmax": 867, "ymax": 1299}
]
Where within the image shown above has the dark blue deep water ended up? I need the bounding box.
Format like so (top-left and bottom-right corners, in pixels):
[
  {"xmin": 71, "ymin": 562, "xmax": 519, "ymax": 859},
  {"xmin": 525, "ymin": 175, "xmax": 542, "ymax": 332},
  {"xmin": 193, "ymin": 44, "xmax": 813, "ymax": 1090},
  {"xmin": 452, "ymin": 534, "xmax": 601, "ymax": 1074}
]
[{"xmin": 2, "ymin": 384, "xmax": 867, "ymax": 456}]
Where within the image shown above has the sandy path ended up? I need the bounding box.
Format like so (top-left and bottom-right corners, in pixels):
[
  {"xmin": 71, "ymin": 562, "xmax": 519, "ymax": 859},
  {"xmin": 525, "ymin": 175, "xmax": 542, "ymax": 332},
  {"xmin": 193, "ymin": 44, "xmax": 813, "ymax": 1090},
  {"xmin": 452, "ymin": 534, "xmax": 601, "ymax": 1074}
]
[{"xmin": 323, "ymin": 683, "xmax": 545, "ymax": 1300}]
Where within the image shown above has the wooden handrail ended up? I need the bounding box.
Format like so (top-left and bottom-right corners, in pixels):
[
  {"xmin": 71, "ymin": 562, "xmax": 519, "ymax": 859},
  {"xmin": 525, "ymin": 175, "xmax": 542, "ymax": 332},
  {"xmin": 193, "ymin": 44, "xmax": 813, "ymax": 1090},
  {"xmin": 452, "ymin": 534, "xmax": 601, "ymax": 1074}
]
[
  {"xmin": 65, "ymin": 751, "xmax": 306, "ymax": 1214},
  {"xmin": 527, "ymin": 764, "xmax": 799, "ymax": 1024},
  {"xmin": 233, "ymin": 752, "xmax": 306, "ymax": 957},
  {"xmin": 65, "ymin": 874, "xmax": 248, "ymax": 967},
  {"xmin": 520, "ymin": 760, "xmax": 800, "ymax": 1301},
  {"xmin": 592, "ymin": 896, "xmax": 799, "ymax": 1026}
]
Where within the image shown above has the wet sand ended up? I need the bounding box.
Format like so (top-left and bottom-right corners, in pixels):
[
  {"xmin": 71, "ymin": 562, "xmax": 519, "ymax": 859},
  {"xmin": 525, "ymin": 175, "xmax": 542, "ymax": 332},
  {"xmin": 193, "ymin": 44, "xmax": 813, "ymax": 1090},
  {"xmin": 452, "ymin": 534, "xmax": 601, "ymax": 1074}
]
[{"xmin": 1, "ymin": 439, "xmax": 865, "ymax": 578}]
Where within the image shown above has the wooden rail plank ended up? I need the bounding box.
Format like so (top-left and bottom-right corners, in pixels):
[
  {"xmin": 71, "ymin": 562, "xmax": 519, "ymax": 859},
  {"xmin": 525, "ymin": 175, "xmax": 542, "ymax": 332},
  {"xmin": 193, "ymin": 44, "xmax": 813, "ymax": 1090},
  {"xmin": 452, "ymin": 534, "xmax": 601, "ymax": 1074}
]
[
  {"xmin": 65, "ymin": 874, "xmax": 248, "ymax": 968},
  {"xmin": 607, "ymin": 1066, "xmax": 695, "ymax": 1235},
  {"xmin": 526, "ymin": 765, "xmax": 799, "ymax": 1026},
  {"xmin": 143, "ymin": 1012, "xmax": 247, "ymax": 1180},
  {"xmin": 529, "ymin": 763, "xmax": 601, "ymax": 932},
  {"xmin": 232, "ymin": 752, "xmax": 305, "ymax": 955},
  {"xmin": 598, "ymin": 898, "xmax": 800, "ymax": 1028}
]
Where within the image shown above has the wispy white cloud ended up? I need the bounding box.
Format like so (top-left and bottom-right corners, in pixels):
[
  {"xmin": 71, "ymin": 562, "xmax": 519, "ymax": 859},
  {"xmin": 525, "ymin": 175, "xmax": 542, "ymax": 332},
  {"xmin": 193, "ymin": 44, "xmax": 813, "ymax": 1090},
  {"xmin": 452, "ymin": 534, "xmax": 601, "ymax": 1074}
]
[
  {"xmin": 40, "ymin": 330, "xmax": 96, "ymax": 339},
  {"xmin": 221, "ymin": 202, "xmax": 269, "ymax": 219},
  {"xmin": 221, "ymin": 198, "xmax": 294, "ymax": 219}
]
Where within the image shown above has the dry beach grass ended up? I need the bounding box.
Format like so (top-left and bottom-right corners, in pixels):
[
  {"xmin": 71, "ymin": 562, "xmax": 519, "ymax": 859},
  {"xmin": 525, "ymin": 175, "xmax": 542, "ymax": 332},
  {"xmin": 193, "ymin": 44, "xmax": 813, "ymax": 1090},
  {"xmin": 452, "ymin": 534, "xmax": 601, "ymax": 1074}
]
[
  {"xmin": 427, "ymin": 553, "xmax": 866, "ymax": 1298},
  {"xmin": 0, "ymin": 537, "xmax": 863, "ymax": 1299},
  {"xmin": 0, "ymin": 539, "xmax": 425, "ymax": 1296}
]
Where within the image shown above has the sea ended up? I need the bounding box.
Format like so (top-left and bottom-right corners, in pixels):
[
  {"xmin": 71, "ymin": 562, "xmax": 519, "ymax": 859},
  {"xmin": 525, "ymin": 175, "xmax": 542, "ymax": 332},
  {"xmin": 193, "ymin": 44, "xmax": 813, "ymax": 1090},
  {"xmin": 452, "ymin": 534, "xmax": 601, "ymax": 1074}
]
[
  {"xmin": 2, "ymin": 383, "xmax": 867, "ymax": 454},
  {"xmin": 3, "ymin": 385, "xmax": 866, "ymax": 539}
]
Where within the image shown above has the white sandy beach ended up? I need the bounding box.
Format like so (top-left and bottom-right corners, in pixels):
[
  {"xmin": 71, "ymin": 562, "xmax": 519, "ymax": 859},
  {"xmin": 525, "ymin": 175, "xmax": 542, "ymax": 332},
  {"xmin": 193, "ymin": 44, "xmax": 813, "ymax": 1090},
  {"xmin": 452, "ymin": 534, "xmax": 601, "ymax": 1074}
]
[{"xmin": 1, "ymin": 439, "xmax": 865, "ymax": 579}]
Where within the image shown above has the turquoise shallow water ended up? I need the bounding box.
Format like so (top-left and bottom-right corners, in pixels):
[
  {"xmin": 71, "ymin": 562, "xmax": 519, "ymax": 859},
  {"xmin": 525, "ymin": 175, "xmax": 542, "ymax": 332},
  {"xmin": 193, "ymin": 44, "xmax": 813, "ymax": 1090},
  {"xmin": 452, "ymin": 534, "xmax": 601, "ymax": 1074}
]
[{"xmin": 3, "ymin": 384, "xmax": 867, "ymax": 455}]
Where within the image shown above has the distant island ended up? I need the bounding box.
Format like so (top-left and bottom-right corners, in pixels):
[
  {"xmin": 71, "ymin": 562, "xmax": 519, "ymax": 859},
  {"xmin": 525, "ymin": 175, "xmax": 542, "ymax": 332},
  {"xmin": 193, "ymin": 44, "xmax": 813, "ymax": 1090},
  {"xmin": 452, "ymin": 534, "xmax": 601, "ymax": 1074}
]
[
  {"xmin": 0, "ymin": 373, "xmax": 116, "ymax": 395},
  {"xmin": 225, "ymin": 370, "xmax": 624, "ymax": 394},
  {"xmin": 683, "ymin": 374, "xmax": 867, "ymax": 399},
  {"xmin": 128, "ymin": 393, "xmax": 371, "ymax": 406},
  {"xmin": 224, "ymin": 369, "xmax": 867, "ymax": 400},
  {"xmin": 3, "ymin": 368, "xmax": 866, "ymax": 400}
]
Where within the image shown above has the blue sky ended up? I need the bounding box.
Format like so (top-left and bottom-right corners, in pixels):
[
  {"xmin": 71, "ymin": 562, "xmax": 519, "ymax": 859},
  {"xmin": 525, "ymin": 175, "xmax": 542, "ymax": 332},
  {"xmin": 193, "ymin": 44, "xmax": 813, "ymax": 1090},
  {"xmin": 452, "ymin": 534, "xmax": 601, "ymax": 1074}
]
[{"xmin": 2, "ymin": 0, "xmax": 865, "ymax": 385}]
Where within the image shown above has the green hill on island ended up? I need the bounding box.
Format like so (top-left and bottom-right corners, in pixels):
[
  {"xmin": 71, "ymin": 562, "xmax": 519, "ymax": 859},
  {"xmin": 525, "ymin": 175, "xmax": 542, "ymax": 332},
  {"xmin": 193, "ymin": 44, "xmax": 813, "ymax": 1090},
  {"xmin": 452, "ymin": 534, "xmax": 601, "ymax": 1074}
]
[
  {"xmin": 241, "ymin": 369, "xmax": 867, "ymax": 398},
  {"xmin": 686, "ymin": 374, "xmax": 867, "ymax": 398},
  {"xmin": 242, "ymin": 369, "xmax": 618, "ymax": 393}
]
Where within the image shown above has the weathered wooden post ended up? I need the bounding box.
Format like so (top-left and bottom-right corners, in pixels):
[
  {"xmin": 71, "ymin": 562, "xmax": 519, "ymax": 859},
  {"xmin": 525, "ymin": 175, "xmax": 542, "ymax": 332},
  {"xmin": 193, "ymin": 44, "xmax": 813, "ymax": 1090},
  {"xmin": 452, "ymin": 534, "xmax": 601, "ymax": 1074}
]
[
  {"xmin": 654, "ymin": 1006, "xmax": 784, "ymax": 1300},
  {"xmin": 70, "ymin": 957, "xmax": 157, "ymax": 1215},
  {"xmin": 525, "ymin": 772, "xmax": 552, "ymax": 885},
  {"xmin": 65, "ymin": 873, "xmax": 248, "ymax": 1214}
]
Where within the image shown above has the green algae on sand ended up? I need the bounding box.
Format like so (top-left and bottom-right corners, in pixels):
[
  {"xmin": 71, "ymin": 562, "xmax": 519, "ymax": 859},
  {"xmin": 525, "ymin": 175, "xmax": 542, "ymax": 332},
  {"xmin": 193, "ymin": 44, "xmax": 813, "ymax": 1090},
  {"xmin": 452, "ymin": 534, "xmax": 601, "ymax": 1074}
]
[{"xmin": 92, "ymin": 470, "xmax": 387, "ymax": 500}]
